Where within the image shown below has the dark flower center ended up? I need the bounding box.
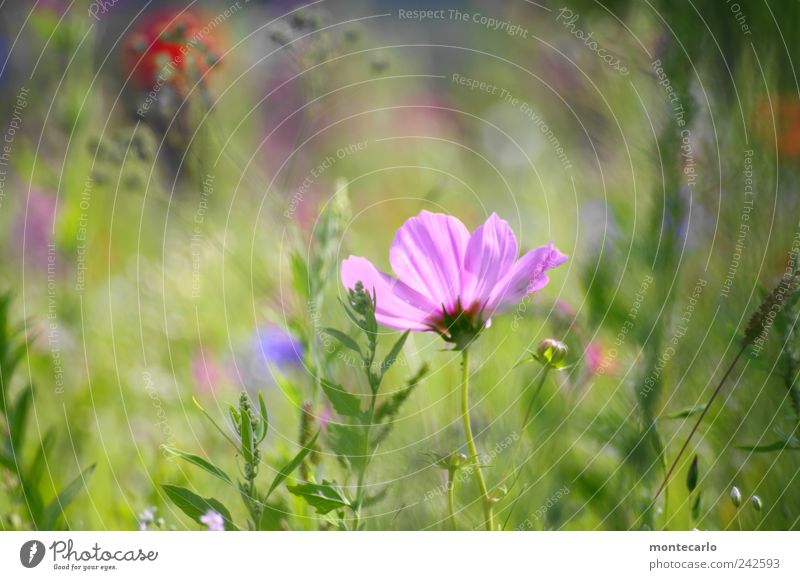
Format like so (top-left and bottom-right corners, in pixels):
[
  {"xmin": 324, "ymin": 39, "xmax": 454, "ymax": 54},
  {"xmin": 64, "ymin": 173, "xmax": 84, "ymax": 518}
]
[{"xmin": 428, "ymin": 299, "xmax": 487, "ymax": 350}]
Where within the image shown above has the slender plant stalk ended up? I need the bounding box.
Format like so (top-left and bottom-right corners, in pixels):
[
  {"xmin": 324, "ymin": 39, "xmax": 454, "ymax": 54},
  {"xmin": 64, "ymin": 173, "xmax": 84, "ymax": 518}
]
[
  {"xmin": 447, "ymin": 470, "xmax": 458, "ymax": 530},
  {"xmin": 521, "ymin": 367, "xmax": 551, "ymax": 431},
  {"xmin": 353, "ymin": 391, "xmax": 378, "ymax": 530},
  {"xmin": 660, "ymin": 448, "xmax": 670, "ymax": 527},
  {"xmin": 504, "ymin": 366, "xmax": 551, "ymax": 496},
  {"xmin": 654, "ymin": 344, "xmax": 747, "ymax": 500},
  {"xmin": 461, "ymin": 349, "xmax": 495, "ymax": 531}
]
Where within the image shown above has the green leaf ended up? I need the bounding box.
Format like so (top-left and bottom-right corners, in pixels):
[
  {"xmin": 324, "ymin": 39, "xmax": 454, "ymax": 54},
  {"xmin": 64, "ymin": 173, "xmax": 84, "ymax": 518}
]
[
  {"xmin": 734, "ymin": 440, "xmax": 799, "ymax": 452},
  {"xmin": 26, "ymin": 428, "xmax": 56, "ymax": 488},
  {"xmin": 691, "ymin": 492, "xmax": 702, "ymax": 521},
  {"xmin": 162, "ymin": 446, "xmax": 232, "ymax": 486},
  {"xmin": 686, "ymin": 455, "xmax": 699, "ymax": 493},
  {"xmin": 162, "ymin": 484, "xmax": 236, "ymax": 530},
  {"xmin": 373, "ymin": 364, "xmax": 428, "ymax": 435},
  {"xmin": 41, "ymin": 464, "xmax": 96, "ymax": 529},
  {"xmin": 662, "ymin": 403, "xmax": 708, "ymax": 420},
  {"xmin": 9, "ymin": 384, "xmax": 33, "ymax": 453},
  {"xmin": 240, "ymin": 408, "xmax": 254, "ymax": 466},
  {"xmin": 258, "ymin": 501, "xmax": 288, "ymax": 531},
  {"xmin": 321, "ymin": 379, "xmax": 362, "ymax": 417},
  {"xmin": 265, "ymin": 431, "xmax": 320, "ymax": 499},
  {"xmin": 380, "ymin": 331, "xmax": 409, "ymax": 379},
  {"xmin": 288, "ymin": 481, "xmax": 350, "ymax": 514},
  {"xmin": 0, "ymin": 446, "xmax": 16, "ymax": 471},
  {"xmin": 322, "ymin": 328, "xmax": 363, "ymax": 357},
  {"xmin": 290, "ymin": 252, "xmax": 310, "ymax": 302},
  {"xmin": 192, "ymin": 397, "xmax": 240, "ymax": 450},
  {"xmin": 227, "ymin": 404, "xmax": 240, "ymax": 432},
  {"xmin": 256, "ymin": 392, "xmax": 269, "ymax": 444},
  {"xmin": 327, "ymin": 423, "xmax": 367, "ymax": 470},
  {"xmin": 338, "ymin": 297, "xmax": 367, "ymax": 332}
]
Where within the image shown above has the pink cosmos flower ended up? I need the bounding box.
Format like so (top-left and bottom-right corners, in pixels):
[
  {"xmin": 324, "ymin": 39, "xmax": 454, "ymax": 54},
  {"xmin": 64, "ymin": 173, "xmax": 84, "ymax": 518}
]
[{"xmin": 341, "ymin": 211, "xmax": 567, "ymax": 348}]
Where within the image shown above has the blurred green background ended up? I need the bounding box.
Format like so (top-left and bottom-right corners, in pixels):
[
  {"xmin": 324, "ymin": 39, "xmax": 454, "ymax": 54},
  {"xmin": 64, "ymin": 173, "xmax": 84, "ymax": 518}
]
[{"xmin": 1, "ymin": 0, "xmax": 800, "ymax": 530}]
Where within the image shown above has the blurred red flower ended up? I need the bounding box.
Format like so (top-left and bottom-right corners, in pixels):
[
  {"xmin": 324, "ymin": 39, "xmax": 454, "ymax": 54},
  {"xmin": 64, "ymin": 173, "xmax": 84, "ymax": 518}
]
[{"xmin": 122, "ymin": 7, "xmax": 225, "ymax": 92}]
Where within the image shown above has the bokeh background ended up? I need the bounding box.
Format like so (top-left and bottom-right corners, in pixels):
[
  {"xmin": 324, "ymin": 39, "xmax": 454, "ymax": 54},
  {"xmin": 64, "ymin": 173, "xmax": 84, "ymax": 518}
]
[{"xmin": 1, "ymin": 0, "xmax": 800, "ymax": 531}]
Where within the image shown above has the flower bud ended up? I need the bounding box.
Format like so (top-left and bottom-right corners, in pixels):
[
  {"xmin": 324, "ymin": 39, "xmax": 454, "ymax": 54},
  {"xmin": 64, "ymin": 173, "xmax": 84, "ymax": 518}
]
[
  {"xmin": 449, "ymin": 452, "xmax": 468, "ymax": 470},
  {"xmin": 431, "ymin": 451, "xmax": 468, "ymax": 471},
  {"xmin": 751, "ymin": 495, "xmax": 763, "ymax": 513},
  {"xmin": 730, "ymin": 486, "xmax": 742, "ymax": 508},
  {"xmin": 533, "ymin": 339, "xmax": 568, "ymax": 369}
]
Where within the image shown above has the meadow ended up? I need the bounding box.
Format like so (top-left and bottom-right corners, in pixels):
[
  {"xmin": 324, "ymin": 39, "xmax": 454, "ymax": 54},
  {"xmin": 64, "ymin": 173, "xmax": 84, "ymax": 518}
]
[{"xmin": 1, "ymin": 0, "xmax": 799, "ymax": 531}]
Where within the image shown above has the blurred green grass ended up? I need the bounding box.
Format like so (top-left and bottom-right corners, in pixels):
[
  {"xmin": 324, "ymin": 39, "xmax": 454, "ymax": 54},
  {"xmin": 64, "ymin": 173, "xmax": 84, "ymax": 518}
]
[{"xmin": 1, "ymin": 0, "xmax": 799, "ymax": 530}]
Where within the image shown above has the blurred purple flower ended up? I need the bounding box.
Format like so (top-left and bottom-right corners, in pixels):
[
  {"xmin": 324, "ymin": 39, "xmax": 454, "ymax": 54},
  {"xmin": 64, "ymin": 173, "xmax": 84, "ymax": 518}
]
[
  {"xmin": 199, "ymin": 509, "xmax": 225, "ymax": 531},
  {"xmin": 341, "ymin": 211, "xmax": 567, "ymax": 347},
  {"xmin": 237, "ymin": 324, "xmax": 304, "ymax": 392},
  {"xmin": 253, "ymin": 325, "xmax": 304, "ymax": 371},
  {"xmin": 13, "ymin": 189, "xmax": 57, "ymax": 270}
]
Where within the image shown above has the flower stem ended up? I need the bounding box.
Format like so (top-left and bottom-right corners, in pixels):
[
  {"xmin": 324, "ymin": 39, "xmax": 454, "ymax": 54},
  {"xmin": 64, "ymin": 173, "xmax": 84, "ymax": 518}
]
[
  {"xmin": 654, "ymin": 343, "xmax": 747, "ymax": 500},
  {"xmin": 461, "ymin": 349, "xmax": 495, "ymax": 531},
  {"xmin": 446, "ymin": 469, "xmax": 457, "ymax": 530},
  {"xmin": 521, "ymin": 366, "xmax": 551, "ymax": 431},
  {"xmin": 504, "ymin": 366, "xmax": 552, "ymax": 496},
  {"xmin": 353, "ymin": 391, "xmax": 377, "ymax": 530}
]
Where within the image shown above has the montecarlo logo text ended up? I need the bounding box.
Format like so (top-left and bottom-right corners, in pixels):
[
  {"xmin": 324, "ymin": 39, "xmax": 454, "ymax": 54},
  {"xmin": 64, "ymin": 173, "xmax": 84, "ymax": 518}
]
[{"xmin": 48, "ymin": 539, "xmax": 158, "ymax": 570}]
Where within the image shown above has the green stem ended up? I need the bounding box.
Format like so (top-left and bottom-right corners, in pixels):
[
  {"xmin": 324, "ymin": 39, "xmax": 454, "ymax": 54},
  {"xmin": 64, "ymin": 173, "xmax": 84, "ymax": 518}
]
[
  {"xmin": 521, "ymin": 367, "xmax": 551, "ymax": 431},
  {"xmin": 655, "ymin": 344, "xmax": 747, "ymax": 500},
  {"xmin": 660, "ymin": 448, "xmax": 670, "ymax": 529},
  {"xmin": 504, "ymin": 366, "xmax": 552, "ymax": 496},
  {"xmin": 447, "ymin": 469, "xmax": 457, "ymax": 530},
  {"xmin": 461, "ymin": 349, "xmax": 495, "ymax": 531},
  {"xmin": 353, "ymin": 391, "xmax": 377, "ymax": 530}
]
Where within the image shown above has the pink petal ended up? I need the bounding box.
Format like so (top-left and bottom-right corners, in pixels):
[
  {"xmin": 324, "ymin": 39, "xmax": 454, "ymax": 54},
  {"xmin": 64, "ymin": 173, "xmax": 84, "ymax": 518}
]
[
  {"xmin": 488, "ymin": 243, "xmax": 568, "ymax": 312},
  {"xmin": 460, "ymin": 213, "xmax": 518, "ymax": 310},
  {"xmin": 341, "ymin": 256, "xmax": 437, "ymax": 331},
  {"xmin": 389, "ymin": 211, "xmax": 470, "ymax": 311}
]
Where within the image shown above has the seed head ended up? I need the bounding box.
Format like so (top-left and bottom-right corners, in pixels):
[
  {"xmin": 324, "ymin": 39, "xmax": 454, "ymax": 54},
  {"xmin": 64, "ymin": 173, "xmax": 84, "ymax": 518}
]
[{"xmin": 730, "ymin": 486, "xmax": 742, "ymax": 508}]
